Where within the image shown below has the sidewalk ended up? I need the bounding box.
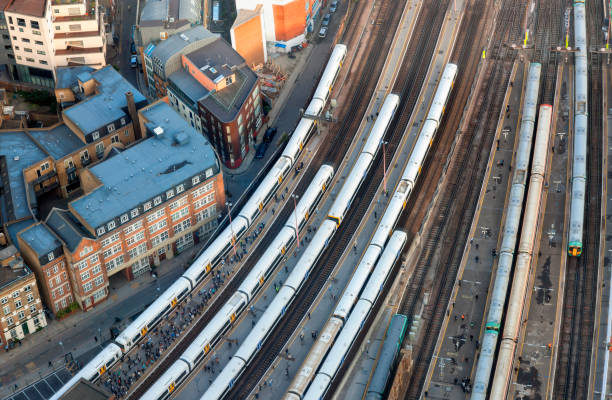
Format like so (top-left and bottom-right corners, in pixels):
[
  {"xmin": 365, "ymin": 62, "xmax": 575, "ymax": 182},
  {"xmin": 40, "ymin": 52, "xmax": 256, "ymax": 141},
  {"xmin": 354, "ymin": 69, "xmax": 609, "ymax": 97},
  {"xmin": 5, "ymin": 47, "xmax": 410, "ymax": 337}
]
[{"xmin": 0, "ymin": 247, "xmax": 198, "ymax": 399}]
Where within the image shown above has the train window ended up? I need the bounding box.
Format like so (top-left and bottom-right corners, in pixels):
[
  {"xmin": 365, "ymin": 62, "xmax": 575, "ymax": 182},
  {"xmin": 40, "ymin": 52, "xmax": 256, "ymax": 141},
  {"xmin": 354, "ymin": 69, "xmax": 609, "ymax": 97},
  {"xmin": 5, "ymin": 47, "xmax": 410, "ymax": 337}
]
[
  {"xmin": 195, "ymin": 350, "xmax": 205, "ymax": 364},
  {"xmin": 133, "ymin": 333, "xmax": 141, "ymax": 343},
  {"xmin": 106, "ymin": 359, "xmax": 115, "ymax": 368},
  {"xmin": 177, "ymin": 370, "xmax": 187, "ymax": 383}
]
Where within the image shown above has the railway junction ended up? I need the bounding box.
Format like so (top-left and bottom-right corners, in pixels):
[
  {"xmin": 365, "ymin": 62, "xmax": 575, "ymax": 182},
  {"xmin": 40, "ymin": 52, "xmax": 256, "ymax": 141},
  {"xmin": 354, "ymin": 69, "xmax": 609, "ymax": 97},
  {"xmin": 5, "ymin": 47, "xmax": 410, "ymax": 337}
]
[{"xmin": 42, "ymin": 0, "xmax": 612, "ymax": 400}]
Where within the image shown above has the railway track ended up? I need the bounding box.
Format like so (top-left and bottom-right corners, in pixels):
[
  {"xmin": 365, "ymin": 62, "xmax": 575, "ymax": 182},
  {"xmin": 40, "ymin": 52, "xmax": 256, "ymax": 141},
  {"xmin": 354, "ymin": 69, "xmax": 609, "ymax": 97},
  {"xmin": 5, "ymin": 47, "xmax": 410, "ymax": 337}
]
[
  {"xmin": 534, "ymin": 0, "xmax": 563, "ymax": 105},
  {"xmin": 553, "ymin": 0, "xmax": 603, "ymax": 397},
  {"xmin": 121, "ymin": 3, "xmax": 394, "ymax": 399},
  {"xmin": 396, "ymin": 1, "xmax": 529, "ymax": 398},
  {"xmin": 224, "ymin": 1, "xmax": 451, "ymax": 398}
]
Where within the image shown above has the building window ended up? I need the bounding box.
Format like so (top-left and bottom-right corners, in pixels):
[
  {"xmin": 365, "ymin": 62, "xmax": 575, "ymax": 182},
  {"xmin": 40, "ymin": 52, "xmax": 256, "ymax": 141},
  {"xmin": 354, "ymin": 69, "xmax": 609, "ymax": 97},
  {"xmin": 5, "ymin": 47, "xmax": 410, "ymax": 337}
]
[
  {"xmin": 40, "ymin": 162, "xmax": 50, "ymax": 171},
  {"xmin": 176, "ymin": 184, "xmax": 184, "ymax": 194},
  {"xmin": 93, "ymin": 288, "xmax": 105, "ymax": 301},
  {"xmin": 27, "ymin": 294, "xmax": 34, "ymax": 303},
  {"xmin": 14, "ymin": 299, "xmax": 22, "ymax": 309},
  {"xmin": 81, "ymin": 271, "xmax": 90, "ymax": 281},
  {"xmin": 206, "ymin": 168, "xmax": 213, "ymax": 178},
  {"xmin": 7, "ymin": 317, "xmax": 14, "ymax": 326},
  {"xmin": 30, "ymin": 21, "xmax": 39, "ymax": 29},
  {"xmin": 36, "ymin": 50, "xmax": 45, "ymax": 55},
  {"xmin": 94, "ymin": 276, "xmax": 104, "ymax": 287},
  {"xmin": 81, "ymin": 150, "xmax": 90, "ymax": 160},
  {"xmin": 166, "ymin": 189, "xmax": 174, "ymax": 199},
  {"xmin": 55, "ymin": 276, "xmax": 60, "ymax": 285},
  {"xmin": 92, "ymin": 265, "xmax": 101, "ymax": 275},
  {"xmin": 3, "ymin": 306, "xmax": 9, "ymax": 315},
  {"xmin": 120, "ymin": 117, "xmax": 126, "ymax": 125},
  {"xmin": 29, "ymin": 305, "xmax": 36, "ymax": 313},
  {"xmin": 0, "ymin": 297, "xmax": 7, "ymax": 304},
  {"xmin": 107, "ymin": 124, "xmax": 115, "ymax": 133},
  {"xmin": 92, "ymin": 131, "xmax": 100, "ymax": 140},
  {"xmin": 192, "ymin": 175, "xmax": 200, "ymax": 185},
  {"xmin": 143, "ymin": 202, "xmax": 152, "ymax": 212},
  {"xmin": 32, "ymin": 30, "xmax": 41, "ymax": 36},
  {"xmin": 39, "ymin": 60, "xmax": 48, "ymax": 65},
  {"xmin": 90, "ymin": 254, "xmax": 99, "ymax": 264},
  {"xmin": 131, "ymin": 209, "xmax": 139, "ymax": 218},
  {"xmin": 111, "ymin": 135, "xmax": 119, "ymax": 143},
  {"xmin": 53, "ymin": 265, "xmax": 58, "ymax": 274},
  {"xmin": 55, "ymin": 25, "xmax": 60, "ymax": 30},
  {"xmin": 24, "ymin": 285, "xmax": 31, "ymax": 293},
  {"xmin": 97, "ymin": 227, "xmax": 106, "ymax": 235},
  {"xmin": 95, "ymin": 142, "xmax": 104, "ymax": 156},
  {"xmin": 153, "ymin": 196, "xmax": 162, "ymax": 206},
  {"xmin": 48, "ymin": 252, "xmax": 54, "ymax": 261},
  {"xmin": 18, "ymin": 311, "xmax": 25, "ymax": 320},
  {"xmin": 58, "ymin": 286, "xmax": 64, "ymax": 296},
  {"xmin": 76, "ymin": 260, "xmax": 87, "ymax": 270},
  {"xmin": 83, "ymin": 282, "xmax": 93, "ymax": 293},
  {"xmin": 120, "ymin": 214, "xmax": 129, "ymax": 223},
  {"xmin": 35, "ymin": 40, "xmax": 43, "ymax": 45},
  {"xmin": 107, "ymin": 221, "xmax": 116, "ymax": 230},
  {"xmin": 12, "ymin": 291, "xmax": 19, "ymax": 298},
  {"xmin": 22, "ymin": 38, "xmax": 30, "ymax": 43},
  {"xmin": 26, "ymin": 57, "xmax": 34, "ymax": 62}
]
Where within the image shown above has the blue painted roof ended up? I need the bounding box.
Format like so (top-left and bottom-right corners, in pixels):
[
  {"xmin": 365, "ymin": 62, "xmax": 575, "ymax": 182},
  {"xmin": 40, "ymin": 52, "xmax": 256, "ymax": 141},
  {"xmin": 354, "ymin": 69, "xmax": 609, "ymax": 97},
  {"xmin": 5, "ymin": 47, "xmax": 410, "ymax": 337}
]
[
  {"xmin": 70, "ymin": 101, "xmax": 219, "ymax": 230},
  {"xmin": 55, "ymin": 66, "xmax": 95, "ymax": 89},
  {"xmin": 6, "ymin": 218, "xmax": 35, "ymax": 249},
  {"xmin": 0, "ymin": 131, "xmax": 48, "ymax": 221},
  {"xmin": 45, "ymin": 208, "xmax": 90, "ymax": 252},
  {"xmin": 28, "ymin": 124, "xmax": 85, "ymax": 160},
  {"xmin": 63, "ymin": 66, "xmax": 146, "ymax": 135},
  {"xmin": 18, "ymin": 223, "xmax": 61, "ymax": 256}
]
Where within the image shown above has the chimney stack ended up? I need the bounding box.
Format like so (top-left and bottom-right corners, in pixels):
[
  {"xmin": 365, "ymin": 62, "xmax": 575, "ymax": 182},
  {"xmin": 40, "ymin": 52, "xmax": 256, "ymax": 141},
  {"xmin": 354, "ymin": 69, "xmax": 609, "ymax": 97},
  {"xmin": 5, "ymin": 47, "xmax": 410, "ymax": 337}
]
[{"xmin": 125, "ymin": 91, "xmax": 142, "ymax": 140}]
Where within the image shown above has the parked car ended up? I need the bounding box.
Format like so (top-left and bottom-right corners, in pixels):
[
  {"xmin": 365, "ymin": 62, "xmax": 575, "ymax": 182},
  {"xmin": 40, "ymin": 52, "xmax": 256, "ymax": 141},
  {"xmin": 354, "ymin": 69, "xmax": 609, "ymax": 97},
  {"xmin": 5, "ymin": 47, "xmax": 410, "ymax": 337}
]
[
  {"xmin": 318, "ymin": 26, "xmax": 328, "ymax": 39},
  {"xmin": 263, "ymin": 126, "xmax": 277, "ymax": 143},
  {"xmin": 130, "ymin": 55, "xmax": 138, "ymax": 68},
  {"xmin": 330, "ymin": 1, "xmax": 338, "ymax": 12},
  {"xmin": 255, "ymin": 142, "xmax": 268, "ymax": 159},
  {"xmin": 322, "ymin": 13, "xmax": 331, "ymax": 26}
]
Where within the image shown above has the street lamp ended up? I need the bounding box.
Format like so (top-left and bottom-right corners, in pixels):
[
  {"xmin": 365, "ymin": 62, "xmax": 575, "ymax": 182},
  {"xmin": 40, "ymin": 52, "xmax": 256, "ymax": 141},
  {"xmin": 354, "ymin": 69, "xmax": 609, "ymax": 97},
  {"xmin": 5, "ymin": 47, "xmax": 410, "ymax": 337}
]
[
  {"xmin": 381, "ymin": 140, "xmax": 388, "ymax": 196},
  {"xmin": 226, "ymin": 202, "xmax": 237, "ymax": 256},
  {"xmin": 292, "ymin": 194, "xmax": 300, "ymax": 248},
  {"xmin": 58, "ymin": 341, "xmax": 65, "ymax": 356}
]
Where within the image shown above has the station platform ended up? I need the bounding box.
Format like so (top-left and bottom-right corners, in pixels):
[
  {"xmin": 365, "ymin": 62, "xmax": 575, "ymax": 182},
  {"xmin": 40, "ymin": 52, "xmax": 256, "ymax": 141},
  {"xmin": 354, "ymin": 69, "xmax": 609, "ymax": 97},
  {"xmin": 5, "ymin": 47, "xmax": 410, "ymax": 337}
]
[
  {"xmin": 509, "ymin": 63, "xmax": 571, "ymax": 399},
  {"xmin": 592, "ymin": 60, "xmax": 612, "ymax": 400},
  {"xmin": 172, "ymin": 2, "xmax": 425, "ymax": 398},
  {"xmin": 421, "ymin": 60, "xmax": 525, "ymax": 398}
]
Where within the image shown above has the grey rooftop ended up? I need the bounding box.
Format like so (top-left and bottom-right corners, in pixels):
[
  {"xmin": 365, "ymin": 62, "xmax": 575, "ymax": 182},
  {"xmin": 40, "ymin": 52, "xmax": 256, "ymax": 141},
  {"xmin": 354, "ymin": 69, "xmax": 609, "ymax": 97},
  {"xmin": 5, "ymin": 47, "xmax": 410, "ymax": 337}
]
[
  {"xmin": 148, "ymin": 26, "xmax": 218, "ymax": 68},
  {"xmin": 70, "ymin": 101, "xmax": 219, "ymax": 231},
  {"xmin": 18, "ymin": 223, "xmax": 62, "ymax": 257},
  {"xmin": 62, "ymin": 66, "xmax": 146, "ymax": 135},
  {"xmin": 45, "ymin": 208, "xmax": 91, "ymax": 253}
]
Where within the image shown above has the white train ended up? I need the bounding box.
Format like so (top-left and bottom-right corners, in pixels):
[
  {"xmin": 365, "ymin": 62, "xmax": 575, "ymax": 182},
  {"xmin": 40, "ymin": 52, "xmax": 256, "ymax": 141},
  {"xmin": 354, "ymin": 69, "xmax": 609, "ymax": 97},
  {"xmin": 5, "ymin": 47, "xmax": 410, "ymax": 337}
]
[
  {"xmin": 284, "ymin": 62, "xmax": 458, "ymax": 400},
  {"xmin": 302, "ymin": 231, "xmax": 407, "ymax": 400},
  {"xmin": 488, "ymin": 104, "xmax": 552, "ymax": 398},
  {"xmin": 568, "ymin": 0, "xmax": 588, "ymax": 256},
  {"xmin": 471, "ymin": 63, "xmax": 542, "ymax": 399},
  {"xmin": 139, "ymin": 165, "xmax": 334, "ymax": 400},
  {"xmin": 50, "ymin": 44, "xmax": 347, "ymax": 400},
  {"xmin": 199, "ymin": 93, "xmax": 401, "ymax": 400}
]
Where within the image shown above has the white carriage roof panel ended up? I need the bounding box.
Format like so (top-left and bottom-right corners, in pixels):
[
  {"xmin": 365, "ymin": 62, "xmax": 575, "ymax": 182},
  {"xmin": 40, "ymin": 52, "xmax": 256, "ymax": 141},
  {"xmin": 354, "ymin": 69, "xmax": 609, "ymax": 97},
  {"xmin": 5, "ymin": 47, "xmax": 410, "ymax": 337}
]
[
  {"xmin": 328, "ymin": 153, "xmax": 372, "ymax": 218},
  {"xmin": 201, "ymin": 357, "xmax": 245, "ymax": 400},
  {"xmin": 304, "ymin": 374, "xmax": 332, "ymax": 400},
  {"xmin": 285, "ymin": 220, "xmax": 335, "ymax": 289}
]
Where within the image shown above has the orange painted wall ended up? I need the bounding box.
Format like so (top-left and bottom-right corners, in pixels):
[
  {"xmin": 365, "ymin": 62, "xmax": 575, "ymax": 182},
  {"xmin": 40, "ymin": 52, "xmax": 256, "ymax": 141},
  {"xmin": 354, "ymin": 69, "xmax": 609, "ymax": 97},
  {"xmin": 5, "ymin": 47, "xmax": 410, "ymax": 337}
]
[
  {"xmin": 233, "ymin": 14, "xmax": 265, "ymax": 66},
  {"xmin": 272, "ymin": 0, "xmax": 306, "ymax": 42},
  {"xmin": 182, "ymin": 55, "xmax": 216, "ymax": 91}
]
